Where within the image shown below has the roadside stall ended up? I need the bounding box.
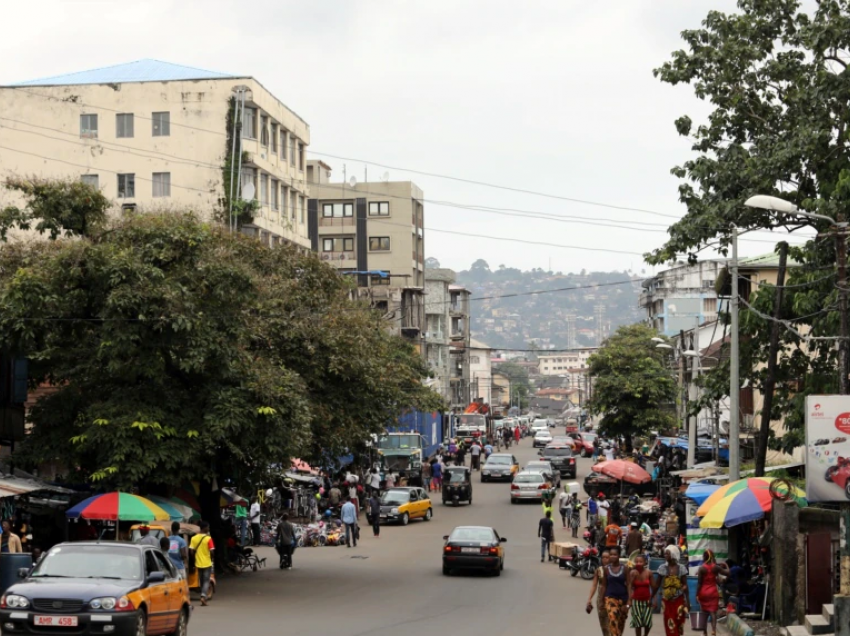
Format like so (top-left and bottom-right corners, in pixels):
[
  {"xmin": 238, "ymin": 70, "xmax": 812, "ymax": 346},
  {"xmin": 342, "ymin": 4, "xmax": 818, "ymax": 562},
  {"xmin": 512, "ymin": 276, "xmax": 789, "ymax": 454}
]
[{"xmin": 65, "ymin": 491, "xmax": 172, "ymax": 540}]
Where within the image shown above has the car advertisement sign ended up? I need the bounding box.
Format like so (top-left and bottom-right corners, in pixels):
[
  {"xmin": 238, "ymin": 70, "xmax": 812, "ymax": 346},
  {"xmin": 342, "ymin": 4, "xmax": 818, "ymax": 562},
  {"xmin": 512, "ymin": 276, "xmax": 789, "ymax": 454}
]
[{"xmin": 806, "ymin": 395, "xmax": 850, "ymax": 502}]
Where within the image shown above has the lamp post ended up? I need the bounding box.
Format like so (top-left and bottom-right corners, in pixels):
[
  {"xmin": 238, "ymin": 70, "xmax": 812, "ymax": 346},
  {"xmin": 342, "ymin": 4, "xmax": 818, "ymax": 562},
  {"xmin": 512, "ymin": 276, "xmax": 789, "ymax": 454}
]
[{"xmin": 682, "ymin": 351, "xmax": 721, "ymax": 465}]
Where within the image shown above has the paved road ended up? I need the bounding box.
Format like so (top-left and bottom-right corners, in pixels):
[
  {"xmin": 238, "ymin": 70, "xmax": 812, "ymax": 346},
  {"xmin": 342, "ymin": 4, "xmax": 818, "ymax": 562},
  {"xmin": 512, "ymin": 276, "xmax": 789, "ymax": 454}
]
[{"xmin": 191, "ymin": 436, "xmax": 602, "ymax": 636}]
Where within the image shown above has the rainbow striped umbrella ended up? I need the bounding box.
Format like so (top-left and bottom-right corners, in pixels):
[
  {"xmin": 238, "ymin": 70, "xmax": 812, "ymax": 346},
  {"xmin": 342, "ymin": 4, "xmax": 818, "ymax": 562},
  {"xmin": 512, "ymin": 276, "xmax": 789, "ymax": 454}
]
[
  {"xmin": 66, "ymin": 492, "xmax": 171, "ymax": 522},
  {"xmin": 697, "ymin": 477, "xmax": 807, "ymax": 529}
]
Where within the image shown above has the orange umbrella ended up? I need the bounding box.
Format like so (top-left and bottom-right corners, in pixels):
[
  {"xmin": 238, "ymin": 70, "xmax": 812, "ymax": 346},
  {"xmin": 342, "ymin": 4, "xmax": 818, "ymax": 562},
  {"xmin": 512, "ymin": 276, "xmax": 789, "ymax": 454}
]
[{"xmin": 592, "ymin": 460, "xmax": 651, "ymax": 485}]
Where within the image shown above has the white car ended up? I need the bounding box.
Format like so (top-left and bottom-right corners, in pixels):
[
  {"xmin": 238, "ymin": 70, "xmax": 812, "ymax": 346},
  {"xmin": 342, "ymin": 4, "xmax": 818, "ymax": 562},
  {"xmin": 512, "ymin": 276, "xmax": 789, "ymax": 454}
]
[{"xmin": 533, "ymin": 430, "xmax": 553, "ymax": 448}]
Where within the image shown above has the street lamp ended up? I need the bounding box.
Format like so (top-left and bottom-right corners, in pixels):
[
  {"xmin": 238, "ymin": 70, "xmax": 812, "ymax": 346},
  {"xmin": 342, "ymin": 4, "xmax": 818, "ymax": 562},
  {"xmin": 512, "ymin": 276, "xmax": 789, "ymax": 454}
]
[
  {"xmin": 651, "ymin": 337, "xmax": 666, "ymax": 343},
  {"xmin": 655, "ymin": 343, "xmax": 674, "ymax": 350}
]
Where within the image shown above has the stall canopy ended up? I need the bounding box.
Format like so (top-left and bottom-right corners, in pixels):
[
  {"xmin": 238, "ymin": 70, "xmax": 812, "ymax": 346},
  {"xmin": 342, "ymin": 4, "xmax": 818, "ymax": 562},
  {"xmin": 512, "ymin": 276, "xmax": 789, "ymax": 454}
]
[
  {"xmin": 0, "ymin": 474, "xmax": 75, "ymax": 499},
  {"xmin": 592, "ymin": 460, "xmax": 652, "ymax": 484},
  {"xmin": 684, "ymin": 482, "xmax": 721, "ymax": 505},
  {"xmin": 66, "ymin": 492, "xmax": 171, "ymax": 522},
  {"xmin": 697, "ymin": 477, "xmax": 807, "ymax": 528},
  {"xmin": 143, "ymin": 496, "xmax": 185, "ymax": 522}
]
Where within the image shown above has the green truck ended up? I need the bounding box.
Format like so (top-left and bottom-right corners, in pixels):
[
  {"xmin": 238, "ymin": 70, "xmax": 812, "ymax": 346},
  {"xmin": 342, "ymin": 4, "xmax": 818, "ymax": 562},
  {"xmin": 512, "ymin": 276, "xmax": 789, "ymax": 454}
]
[{"xmin": 376, "ymin": 432, "xmax": 426, "ymax": 487}]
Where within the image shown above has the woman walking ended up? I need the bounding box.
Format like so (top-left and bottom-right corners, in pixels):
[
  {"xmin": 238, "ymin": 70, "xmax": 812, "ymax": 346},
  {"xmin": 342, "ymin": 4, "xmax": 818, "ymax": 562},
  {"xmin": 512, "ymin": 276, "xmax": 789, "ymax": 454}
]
[
  {"xmin": 570, "ymin": 497, "xmax": 582, "ymax": 539},
  {"xmin": 586, "ymin": 550, "xmax": 612, "ymax": 636},
  {"xmin": 628, "ymin": 554, "xmax": 653, "ymax": 636},
  {"xmin": 603, "ymin": 547, "xmax": 629, "ymax": 636},
  {"xmin": 655, "ymin": 546, "xmax": 689, "ymax": 636},
  {"xmin": 696, "ymin": 550, "xmax": 728, "ymax": 636}
]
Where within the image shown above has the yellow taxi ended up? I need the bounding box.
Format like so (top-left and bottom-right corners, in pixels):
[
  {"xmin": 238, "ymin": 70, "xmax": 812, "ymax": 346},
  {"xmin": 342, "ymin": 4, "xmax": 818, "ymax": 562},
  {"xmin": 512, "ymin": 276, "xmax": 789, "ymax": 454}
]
[
  {"xmin": 0, "ymin": 541, "xmax": 190, "ymax": 635},
  {"xmin": 379, "ymin": 487, "xmax": 433, "ymax": 525},
  {"xmin": 128, "ymin": 522, "xmax": 213, "ymax": 599},
  {"xmin": 481, "ymin": 453, "xmax": 519, "ymax": 482}
]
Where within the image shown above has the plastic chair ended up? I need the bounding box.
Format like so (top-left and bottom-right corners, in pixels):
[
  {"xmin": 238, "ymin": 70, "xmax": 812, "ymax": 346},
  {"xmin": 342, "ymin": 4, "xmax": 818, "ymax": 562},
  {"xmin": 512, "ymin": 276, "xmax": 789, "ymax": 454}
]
[{"xmin": 729, "ymin": 584, "xmax": 765, "ymax": 614}]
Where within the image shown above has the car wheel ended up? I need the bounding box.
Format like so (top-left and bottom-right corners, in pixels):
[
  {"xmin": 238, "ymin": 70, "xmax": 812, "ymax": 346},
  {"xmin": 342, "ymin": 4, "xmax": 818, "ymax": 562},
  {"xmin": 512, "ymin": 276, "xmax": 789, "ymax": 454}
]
[
  {"xmin": 442, "ymin": 565, "xmax": 451, "ymax": 576},
  {"xmin": 481, "ymin": 476, "xmax": 487, "ymax": 483},
  {"xmin": 401, "ymin": 512, "xmax": 410, "ymax": 526},
  {"xmin": 510, "ymin": 498, "xmax": 516, "ymax": 505},
  {"xmin": 844, "ymin": 481, "xmax": 850, "ymax": 501},
  {"xmin": 468, "ymin": 496, "xmax": 472, "ymax": 505},
  {"xmin": 442, "ymin": 499, "xmax": 448, "ymax": 505},
  {"xmin": 134, "ymin": 610, "xmax": 147, "ymax": 636},
  {"xmin": 826, "ymin": 466, "xmax": 838, "ymax": 482},
  {"xmin": 500, "ymin": 558, "xmax": 504, "ymax": 571},
  {"xmin": 424, "ymin": 508, "xmax": 433, "ymax": 521},
  {"xmin": 494, "ymin": 565, "xmax": 502, "ymax": 577},
  {"xmin": 168, "ymin": 608, "xmax": 188, "ymax": 636}
]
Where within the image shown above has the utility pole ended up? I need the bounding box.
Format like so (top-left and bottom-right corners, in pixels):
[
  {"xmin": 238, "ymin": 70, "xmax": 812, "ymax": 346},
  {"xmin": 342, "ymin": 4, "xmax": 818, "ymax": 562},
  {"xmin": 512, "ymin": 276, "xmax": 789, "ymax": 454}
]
[
  {"xmin": 729, "ymin": 225, "xmax": 741, "ymax": 482},
  {"xmin": 682, "ymin": 329, "xmax": 694, "ymax": 468},
  {"xmin": 755, "ymin": 242, "xmax": 788, "ymax": 477},
  {"xmin": 838, "ymin": 216, "xmax": 850, "ymax": 395}
]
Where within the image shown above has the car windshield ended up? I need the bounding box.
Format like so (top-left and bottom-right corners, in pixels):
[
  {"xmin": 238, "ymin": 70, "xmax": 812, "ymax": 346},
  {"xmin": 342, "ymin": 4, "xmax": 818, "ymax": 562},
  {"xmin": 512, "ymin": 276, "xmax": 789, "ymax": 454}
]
[
  {"xmin": 514, "ymin": 473, "xmax": 543, "ymax": 483},
  {"xmin": 446, "ymin": 471, "xmax": 468, "ymax": 484},
  {"xmin": 535, "ymin": 431, "xmax": 551, "ymax": 436},
  {"xmin": 377, "ymin": 435, "xmax": 420, "ymax": 450},
  {"xmin": 543, "ymin": 448, "xmax": 572, "ymax": 457},
  {"xmin": 32, "ymin": 545, "xmax": 142, "ymax": 580},
  {"xmin": 486, "ymin": 456, "xmax": 512, "ymax": 465},
  {"xmin": 449, "ymin": 528, "xmax": 495, "ymax": 543},
  {"xmin": 381, "ymin": 490, "xmax": 411, "ymax": 505}
]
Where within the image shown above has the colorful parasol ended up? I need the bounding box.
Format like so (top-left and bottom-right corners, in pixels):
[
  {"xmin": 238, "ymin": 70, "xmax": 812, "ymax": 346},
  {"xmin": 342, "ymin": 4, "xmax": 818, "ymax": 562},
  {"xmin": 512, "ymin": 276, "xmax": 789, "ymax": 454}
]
[
  {"xmin": 697, "ymin": 477, "xmax": 807, "ymax": 528},
  {"xmin": 170, "ymin": 496, "xmax": 201, "ymax": 521},
  {"xmin": 220, "ymin": 488, "xmax": 247, "ymax": 508},
  {"xmin": 66, "ymin": 492, "xmax": 171, "ymax": 522},
  {"xmin": 146, "ymin": 495, "xmax": 190, "ymax": 522},
  {"xmin": 592, "ymin": 460, "xmax": 652, "ymax": 485}
]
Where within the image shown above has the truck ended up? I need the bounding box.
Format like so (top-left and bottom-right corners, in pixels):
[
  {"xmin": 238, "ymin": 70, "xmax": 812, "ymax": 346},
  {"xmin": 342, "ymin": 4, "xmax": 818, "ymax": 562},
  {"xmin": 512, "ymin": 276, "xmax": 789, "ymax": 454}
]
[{"xmin": 379, "ymin": 410, "xmax": 443, "ymax": 487}]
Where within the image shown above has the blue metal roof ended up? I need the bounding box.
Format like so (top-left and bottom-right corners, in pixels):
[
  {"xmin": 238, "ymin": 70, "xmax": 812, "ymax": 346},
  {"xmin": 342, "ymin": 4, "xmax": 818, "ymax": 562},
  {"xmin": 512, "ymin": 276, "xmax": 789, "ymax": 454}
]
[{"xmin": 8, "ymin": 59, "xmax": 242, "ymax": 87}]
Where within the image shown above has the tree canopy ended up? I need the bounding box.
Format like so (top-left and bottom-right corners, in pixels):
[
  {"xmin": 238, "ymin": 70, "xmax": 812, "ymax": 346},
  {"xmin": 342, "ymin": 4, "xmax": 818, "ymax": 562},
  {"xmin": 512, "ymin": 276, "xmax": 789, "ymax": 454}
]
[
  {"xmin": 0, "ymin": 178, "xmax": 442, "ymax": 494},
  {"xmin": 586, "ymin": 324, "xmax": 677, "ymax": 440}
]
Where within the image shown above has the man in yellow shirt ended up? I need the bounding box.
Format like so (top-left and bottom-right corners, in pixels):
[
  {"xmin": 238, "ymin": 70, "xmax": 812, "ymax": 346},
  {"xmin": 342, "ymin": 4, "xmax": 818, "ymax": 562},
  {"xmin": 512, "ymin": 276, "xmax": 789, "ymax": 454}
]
[{"xmin": 189, "ymin": 521, "xmax": 215, "ymax": 606}]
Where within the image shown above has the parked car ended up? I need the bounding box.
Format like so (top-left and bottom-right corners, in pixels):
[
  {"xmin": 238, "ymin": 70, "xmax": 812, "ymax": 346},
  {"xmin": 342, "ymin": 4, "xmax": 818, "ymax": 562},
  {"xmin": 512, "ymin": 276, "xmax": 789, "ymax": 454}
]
[
  {"xmin": 539, "ymin": 444, "xmax": 577, "ymax": 479},
  {"xmin": 481, "ymin": 454, "xmax": 520, "ymax": 482},
  {"xmin": 510, "ymin": 471, "xmax": 555, "ymax": 503},
  {"xmin": 568, "ymin": 432, "xmax": 596, "ymax": 457},
  {"xmin": 379, "ymin": 487, "xmax": 433, "ymax": 525},
  {"xmin": 533, "ymin": 430, "xmax": 553, "ymax": 448},
  {"xmin": 442, "ymin": 526, "xmax": 506, "ymax": 576},
  {"xmin": 0, "ymin": 541, "xmax": 191, "ymax": 636}
]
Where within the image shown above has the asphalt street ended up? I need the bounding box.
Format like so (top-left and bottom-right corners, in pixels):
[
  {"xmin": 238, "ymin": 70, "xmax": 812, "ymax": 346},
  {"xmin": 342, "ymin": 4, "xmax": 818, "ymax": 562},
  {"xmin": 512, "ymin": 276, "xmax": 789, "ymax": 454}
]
[{"xmin": 191, "ymin": 435, "xmax": 602, "ymax": 636}]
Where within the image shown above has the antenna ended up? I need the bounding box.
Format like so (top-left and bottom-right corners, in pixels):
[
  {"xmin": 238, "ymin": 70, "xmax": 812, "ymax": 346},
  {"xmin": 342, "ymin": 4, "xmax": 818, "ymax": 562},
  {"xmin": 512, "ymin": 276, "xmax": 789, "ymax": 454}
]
[
  {"xmin": 349, "ymin": 176, "xmax": 358, "ymax": 189},
  {"xmin": 381, "ymin": 172, "xmax": 390, "ymax": 183}
]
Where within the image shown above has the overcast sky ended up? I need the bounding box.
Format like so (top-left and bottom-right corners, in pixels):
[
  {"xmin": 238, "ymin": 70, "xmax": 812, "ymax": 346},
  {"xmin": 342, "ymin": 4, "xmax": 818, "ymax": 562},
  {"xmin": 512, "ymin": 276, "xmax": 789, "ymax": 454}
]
[{"xmin": 0, "ymin": 1, "xmax": 813, "ymax": 275}]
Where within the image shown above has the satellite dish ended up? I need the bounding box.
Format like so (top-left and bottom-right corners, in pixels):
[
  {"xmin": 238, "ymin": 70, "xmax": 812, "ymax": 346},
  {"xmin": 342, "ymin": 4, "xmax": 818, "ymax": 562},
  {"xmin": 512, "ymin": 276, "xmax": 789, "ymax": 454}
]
[
  {"xmin": 241, "ymin": 181, "xmax": 255, "ymax": 201},
  {"xmin": 381, "ymin": 172, "xmax": 390, "ymax": 182},
  {"xmin": 349, "ymin": 176, "xmax": 357, "ymax": 188}
]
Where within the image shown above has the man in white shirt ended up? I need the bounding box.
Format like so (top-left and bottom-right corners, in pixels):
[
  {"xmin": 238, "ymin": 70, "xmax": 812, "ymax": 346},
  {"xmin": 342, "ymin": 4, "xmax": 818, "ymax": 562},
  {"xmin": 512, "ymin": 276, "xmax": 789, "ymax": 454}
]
[
  {"xmin": 249, "ymin": 497, "xmax": 262, "ymax": 547},
  {"xmin": 470, "ymin": 441, "xmax": 482, "ymax": 471},
  {"xmin": 597, "ymin": 493, "xmax": 610, "ymax": 527},
  {"xmin": 369, "ymin": 468, "xmax": 381, "ymax": 494},
  {"xmin": 603, "ymin": 445, "xmax": 615, "ymax": 461},
  {"xmin": 557, "ymin": 487, "xmax": 571, "ymax": 529}
]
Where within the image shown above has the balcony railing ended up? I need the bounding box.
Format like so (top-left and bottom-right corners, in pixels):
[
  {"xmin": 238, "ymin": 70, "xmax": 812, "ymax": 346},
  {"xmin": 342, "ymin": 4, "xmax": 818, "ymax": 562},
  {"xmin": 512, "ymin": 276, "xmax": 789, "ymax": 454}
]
[
  {"xmin": 319, "ymin": 251, "xmax": 355, "ymax": 264},
  {"xmin": 319, "ymin": 216, "xmax": 355, "ymax": 228}
]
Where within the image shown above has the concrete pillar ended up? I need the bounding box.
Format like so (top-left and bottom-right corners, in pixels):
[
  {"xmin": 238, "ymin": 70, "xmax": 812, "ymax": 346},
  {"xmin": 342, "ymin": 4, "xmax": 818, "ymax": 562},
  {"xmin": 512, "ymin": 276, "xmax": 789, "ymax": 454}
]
[
  {"xmin": 772, "ymin": 499, "xmax": 800, "ymax": 626},
  {"xmin": 796, "ymin": 533, "xmax": 807, "ymax": 624}
]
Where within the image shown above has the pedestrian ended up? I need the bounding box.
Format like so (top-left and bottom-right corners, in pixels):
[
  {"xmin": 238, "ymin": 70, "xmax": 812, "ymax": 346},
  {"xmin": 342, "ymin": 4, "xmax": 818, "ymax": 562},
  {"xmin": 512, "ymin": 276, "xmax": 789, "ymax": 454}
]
[
  {"xmin": 655, "ymin": 546, "xmax": 688, "ymax": 636},
  {"xmin": 457, "ymin": 443, "xmax": 467, "ymax": 466},
  {"xmin": 587, "ymin": 549, "xmax": 612, "ymax": 636},
  {"xmin": 430, "ymin": 459, "xmax": 443, "ymax": 492},
  {"xmin": 605, "ymin": 517, "xmax": 623, "ymax": 549},
  {"xmin": 470, "ymin": 441, "xmax": 482, "ymax": 471},
  {"xmin": 593, "ymin": 437, "xmax": 601, "ymax": 460},
  {"xmin": 558, "ymin": 486, "xmax": 571, "ymax": 528},
  {"xmin": 369, "ymin": 468, "xmax": 381, "ymax": 495},
  {"xmin": 328, "ymin": 483, "xmax": 342, "ymax": 507},
  {"xmin": 189, "ymin": 521, "xmax": 215, "ymax": 606},
  {"xmin": 541, "ymin": 490, "xmax": 554, "ymax": 518},
  {"xmin": 629, "ymin": 554, "xmax": 653, "ymax": 636},
  {"xmin": 234, "ymin": 500, "xmax": 249, "ymax": 546},
  {"xmin": 385, "ymin": 471, "xmax": 396, "ymax": 490},
  {"xmin": 341, "ymin": 497, "xmax": 358, "ymax": 548},
  {"xmin": 592, "ymin": 519, "xmax": 607, "ymax": 551},
  {"xmin": 538, "ymin": 510, "xmax": 554, "ymax": 563},
  {"xmin": 696, "ymin": 550, "xmax": 728, "ymax": 636},
  {"xmin": 602, "ymin": 546, "xmax": 629, "ymax": 636},
  {"xmin": 167, "ymin": 522, "xmax": 188, "ymax": 579},
  {"xmin": 570, "ymin": 496, "xmax": 582, "ymax": 539},
  {"xmin": 136, "ymin": 525, "xmax": 160, "ymax": 547},
  {"xmin": 275, "ymin": 513, "xmax": 295, "ymax": 569},
  {"xmin": 588, "ymin": 495, "xmax": 599, "ymax": 528},
  {"xmin": 422, "ymin": 460, "xmax": 432, "ymax": 492},
  {"xmin": 1, "ymin": 521, "xmax": 22, "ymax": 553},
  {"xmin": 598, "ymin": 493, "xmax": 610, "ymax": 527},
  {"xmin": 625, "ymin": 522, "xmax": 644, "ymax": 557},
  {"xmin": 604, "ymin": 445, "xmax": 615, "ymax": 461},
  {"xmin": 368, "ymin": 491, "xmax": 381, "ymax": 537},
  {"xmin": 514, "ymin": 426, "xmax": 521, "ymax": 443},
  {"xmin": 159, "ymin": 536, "xmax": 170, "ymax": 554},
  {"xmin": 249, "ymin": 496, "xmax": 262, "ymax": 546}
]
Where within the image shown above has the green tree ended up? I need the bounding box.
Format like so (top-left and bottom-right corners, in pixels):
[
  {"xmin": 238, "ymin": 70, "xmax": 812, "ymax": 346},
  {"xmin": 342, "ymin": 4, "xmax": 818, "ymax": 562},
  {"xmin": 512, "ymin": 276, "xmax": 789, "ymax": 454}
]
[
  {"xmin": 492, "ymin": 361, "xmax": 530, "ymax": 409},
  {"xmin": 0, "ymin": 181, "xmax": 441, "ymax": 515},
  {"xmin": 587, "ymin": 324, "xmax": 677, "ymax": 444},
  {"xmin": 647, "ymin": 0, "xmax": 850, "ymax": 457}
]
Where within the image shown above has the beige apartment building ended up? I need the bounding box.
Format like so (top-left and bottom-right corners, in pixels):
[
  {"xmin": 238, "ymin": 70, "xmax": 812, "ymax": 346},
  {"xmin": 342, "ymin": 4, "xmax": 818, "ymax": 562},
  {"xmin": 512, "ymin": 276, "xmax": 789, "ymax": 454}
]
[
  {"xmin": 0, "ymin": 59, "xmax": 312, "ymax": 250},
  {"xmin": 307, "ymin": 160, "xmax": 425, "ymax": 343}
]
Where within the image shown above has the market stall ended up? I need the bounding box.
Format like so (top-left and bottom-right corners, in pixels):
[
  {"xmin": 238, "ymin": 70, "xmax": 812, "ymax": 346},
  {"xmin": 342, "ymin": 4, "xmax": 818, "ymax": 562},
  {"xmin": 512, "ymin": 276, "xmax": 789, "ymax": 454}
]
[{"xmin": 66, "ymin": 491, "xmax": 171, "ymax": 540}]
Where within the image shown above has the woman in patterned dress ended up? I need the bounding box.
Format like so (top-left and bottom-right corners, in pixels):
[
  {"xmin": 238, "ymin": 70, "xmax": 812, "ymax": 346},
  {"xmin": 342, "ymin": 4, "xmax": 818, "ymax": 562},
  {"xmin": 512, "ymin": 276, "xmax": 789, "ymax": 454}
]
[
  {"xmin": 603, "ymin": 546, "xmax": 630, "ymax": 636},
  {"xmin": 628, "ymin": 554, "xmax": 654, "ymax": 636},
  {"xmin": 654, "ymin": 545, "xmax": 689, "ymax": 636},
  {"xmin": 587, "ymin": 549, "xmax": 612, "ymax": 636}
]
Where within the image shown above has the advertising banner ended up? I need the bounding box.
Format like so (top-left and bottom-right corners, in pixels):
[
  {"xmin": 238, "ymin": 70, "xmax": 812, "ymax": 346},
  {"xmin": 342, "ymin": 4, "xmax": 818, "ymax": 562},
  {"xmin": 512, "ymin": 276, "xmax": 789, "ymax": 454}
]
[{"xmin": 806, "ymin": 395, "xmax": 850, "ymax": 502}]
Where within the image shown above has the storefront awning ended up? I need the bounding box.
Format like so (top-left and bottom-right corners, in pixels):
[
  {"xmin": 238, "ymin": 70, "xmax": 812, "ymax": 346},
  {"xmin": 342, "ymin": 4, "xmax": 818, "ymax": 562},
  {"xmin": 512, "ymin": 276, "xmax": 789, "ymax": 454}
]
[{"xmin": 0, "ymin": 475, "xmax": 76, "ymax": 498}]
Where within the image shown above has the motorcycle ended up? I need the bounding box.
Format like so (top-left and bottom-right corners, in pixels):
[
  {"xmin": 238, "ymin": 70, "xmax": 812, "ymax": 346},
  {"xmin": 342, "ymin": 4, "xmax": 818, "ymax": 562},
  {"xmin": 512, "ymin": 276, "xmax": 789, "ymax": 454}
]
[{"xmin": 560, "ymin": 545, "xmax": 600, "ymax": 579}]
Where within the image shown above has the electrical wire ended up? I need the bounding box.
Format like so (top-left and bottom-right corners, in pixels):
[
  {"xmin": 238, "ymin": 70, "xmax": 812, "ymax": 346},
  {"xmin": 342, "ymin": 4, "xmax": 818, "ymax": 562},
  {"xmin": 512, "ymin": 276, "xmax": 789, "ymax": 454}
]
[
  {"xmin": 741, "ymin": 273, "xmax": 837, "ymax": 289},
  {"xmin": 738, "ymin": 297, "xmax": 846, "ymax": 341}
]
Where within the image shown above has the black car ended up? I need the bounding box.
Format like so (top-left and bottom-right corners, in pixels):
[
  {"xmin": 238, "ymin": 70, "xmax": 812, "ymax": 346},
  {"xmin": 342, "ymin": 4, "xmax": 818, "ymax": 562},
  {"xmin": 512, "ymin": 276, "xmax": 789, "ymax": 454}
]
[
  {"xmin": 539, "ymin": 445, "xmax": 577, "ymax": 479},
  {"xmin": 442, "ymin": 526, "xmax": 506, "ymax": 576},
  {"xmin": 0, "ymin": 542, "xmax": 190, "ymax": 636}
]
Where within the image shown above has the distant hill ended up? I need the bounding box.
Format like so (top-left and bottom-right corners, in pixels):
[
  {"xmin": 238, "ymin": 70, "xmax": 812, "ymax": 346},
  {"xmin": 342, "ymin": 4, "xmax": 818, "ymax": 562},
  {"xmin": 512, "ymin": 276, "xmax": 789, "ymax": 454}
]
[{"xmin": 451, "ymin": 259, "xmax": 645, "ymax": 350}]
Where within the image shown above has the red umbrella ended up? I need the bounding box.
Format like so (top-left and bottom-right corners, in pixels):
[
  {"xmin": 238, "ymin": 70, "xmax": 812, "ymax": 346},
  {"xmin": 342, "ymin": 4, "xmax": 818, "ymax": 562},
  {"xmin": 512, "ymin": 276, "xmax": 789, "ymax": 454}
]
[{"xmin": 592, "ymin": 460, "xmax": 651, "ymax": 485}]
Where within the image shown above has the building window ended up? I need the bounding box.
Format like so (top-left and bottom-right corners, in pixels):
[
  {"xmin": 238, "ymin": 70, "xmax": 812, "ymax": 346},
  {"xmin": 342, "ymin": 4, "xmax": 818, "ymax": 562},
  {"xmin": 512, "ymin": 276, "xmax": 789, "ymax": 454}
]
[
  {"xmin": 80, "ymin": 174, "xmax": 99, "ymax": 188},
  {"xmin": 243, "ymin": 108, "xmax": 257, "ymax": 139},
  {"xmin": 322, "ymin": 237, "xmax": 354, "ymax": 252},
  {"xmin": 116, "ymin": 113, "xmax": 134, "ymax": 138},
  {"xmin": 271, "ymin": 180, "xmax": 279, "ymax": 210},
  {"xmin": 271, "ymin": 124, "xmax": 278, "ymax": 153},
  {"xmin": 290, "ymin": 191, "xmax": 297, "ymax": 221},
  {"xmin": 80, "ymin": 114, "xmax": 98, "ymax": 139},
  {"xmin": 298, "ymin": 142, "xmax": 305, "ymax": 171},
  {"xmin": 280, "ymin": 130, "xmax": 287, "ymax": 160},
  {"xmin": 322, "ymin": 203, "xmax": 354, "ymax": 218},
  {"xmin": 368, "ymin": 201, "xmax": 390, "ymax": 216},
  {"xmin": 371, "ymin": 274, "xmax": 390, "ymax": 286},
  {"xmin": 470, "ymin": 356, "xmax": 480, "ymax": 364},
  {"xmin": 260, "ymin": 116, "xmax": 269, "ymax": 146},
  {"xmin": 299, "ymin": 196, "xmax": 305, "ymax": 224},
  {"xmin": 369, "ymin": 237, "xmax": 390, "ymax": 251},
  {"xmin": 260, "ymin": 173, "xmax": 269, "ymax": 206},
  {"xmin": 289, "ymin": 136, "xmax": 296, "ymax": 166},
  {"xmin": 241, "ymin": 168, "xmax": 256, "ymax": 199},
  {"xmin": 152, "ymin": 172, "xmax": 171, "ymax": 197},
  {"xmin": 117, "ymin": 174, "xmax": 135, "ymax": 199},
  {"xmin": 281, "ymin": 186, "xmax": 288, "ymax": 217},
  {"xmin": 152, "ymin": 112, "xmax": 170, "ymax": 137}
]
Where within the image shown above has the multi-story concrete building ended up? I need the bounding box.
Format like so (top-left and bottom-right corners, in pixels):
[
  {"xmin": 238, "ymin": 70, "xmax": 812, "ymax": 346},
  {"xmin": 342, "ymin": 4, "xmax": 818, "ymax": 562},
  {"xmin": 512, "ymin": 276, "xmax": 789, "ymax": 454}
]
[
  {"xmin": 306, "ymin": 160, "xmax": 425, "ymax": 343},
  {"xmin": 469, "ymin": 338, "xmax": 493, "ymax": 404},
  {"xmin": 0, "ymin": 59, "xmax": 312, "ymax": 250},
  {"xmin": 639, "ymin": 260, "xmax": 725, "ymax": 336},
  {"xmin": 537, "ymin": 349, "xmax": 597, "ymax": 376}
]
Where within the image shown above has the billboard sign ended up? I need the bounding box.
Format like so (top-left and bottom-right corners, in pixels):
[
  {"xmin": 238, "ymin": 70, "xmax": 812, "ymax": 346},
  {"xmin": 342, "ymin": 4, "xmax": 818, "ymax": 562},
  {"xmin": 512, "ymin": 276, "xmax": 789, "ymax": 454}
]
[{"xmin": 806, "ymin": 395, "xmax": 850, "ymax": 502}]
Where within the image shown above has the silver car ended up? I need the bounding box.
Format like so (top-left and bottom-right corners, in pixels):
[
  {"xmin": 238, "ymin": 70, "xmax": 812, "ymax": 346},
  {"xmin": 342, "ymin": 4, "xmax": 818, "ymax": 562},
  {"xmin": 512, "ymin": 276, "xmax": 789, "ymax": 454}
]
[
  {"xmin": 510, "ymin": 471, "xmax": 553, "ymax": 503},
  {"xmin": 524, "ymin": 460, "xmax": 560, "ymax": 488}
]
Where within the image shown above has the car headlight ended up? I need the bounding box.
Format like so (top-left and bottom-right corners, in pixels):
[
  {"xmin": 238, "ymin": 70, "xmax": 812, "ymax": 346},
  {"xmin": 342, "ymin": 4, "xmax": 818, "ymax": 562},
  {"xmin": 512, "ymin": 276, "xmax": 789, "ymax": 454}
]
[
  {"xmin": 482, "ymin": 470, "xmax": 490, "ymax": 475},
  {"xmin": 90, "ymin": 597, "xmax": 117, "ymax": 610},
  {"xmin": 391, "ymin": 507, "xmax": 399, "ymax": 514},
  {"xmin": 3, "ymin": 594, "xmax": 29, "ymax": 609}
]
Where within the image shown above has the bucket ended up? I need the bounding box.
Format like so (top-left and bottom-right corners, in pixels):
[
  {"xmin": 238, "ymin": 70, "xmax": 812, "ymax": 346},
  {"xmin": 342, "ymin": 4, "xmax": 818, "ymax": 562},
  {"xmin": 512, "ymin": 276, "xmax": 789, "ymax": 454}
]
[
  {"xmin": 649, "ymin": 557, "xmax": 665, "ymax": 572},
  {"xmin": 687, "ymin": 576, "xmax": 701, "ymax": 611},
  {"xmin": 690, "ymin": 611, "xmax": 708, "ymax": 631}
]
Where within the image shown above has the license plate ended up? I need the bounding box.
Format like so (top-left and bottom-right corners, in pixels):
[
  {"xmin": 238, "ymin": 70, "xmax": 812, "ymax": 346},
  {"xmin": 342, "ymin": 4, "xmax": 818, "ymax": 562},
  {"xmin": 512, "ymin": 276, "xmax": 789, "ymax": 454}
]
[
  {"xmin": 35, "ymin": 616, "xmax": 79, "ymax": 627},
  {"xmin": 461, "ymin": 547, "xmax": 479, "ymax": 553},
  {"xmin": 380, "ymin": 515, "xmax": 387, "ymax": 519}
]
